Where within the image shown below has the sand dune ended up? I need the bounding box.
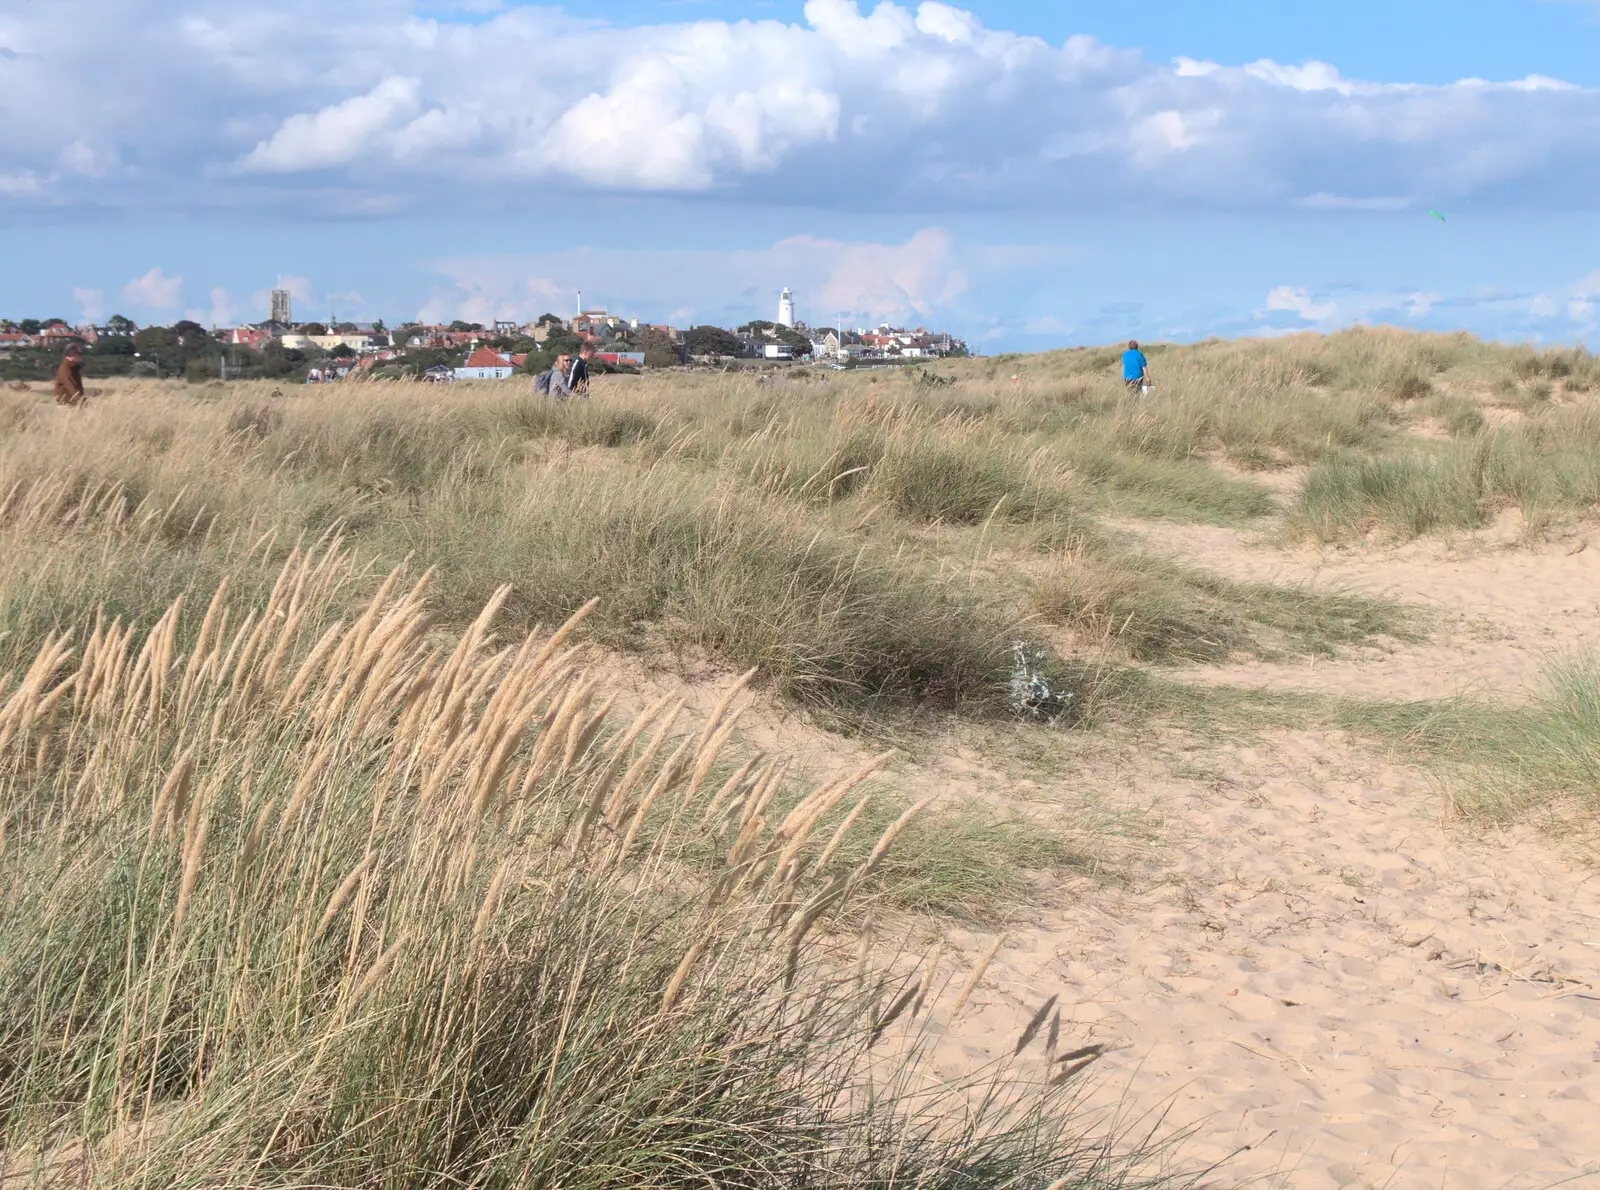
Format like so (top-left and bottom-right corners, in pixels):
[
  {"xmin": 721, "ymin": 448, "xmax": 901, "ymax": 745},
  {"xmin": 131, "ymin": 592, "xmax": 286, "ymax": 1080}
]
[
  {"xmin": 1122, "ymin": 519, "xmax": 1600, "ymax": 701},
  {"xmin": 929, "ymin": 729, "xmax": 1599, "ymax": 1190},
  {"xmin": 915, "ymin": 518, "xmax": 1600, "ymax": 1189}
]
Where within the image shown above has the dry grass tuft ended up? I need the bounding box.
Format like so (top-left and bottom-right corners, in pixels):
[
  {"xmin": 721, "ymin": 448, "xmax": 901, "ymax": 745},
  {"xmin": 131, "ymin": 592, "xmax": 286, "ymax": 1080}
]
[{"xmin": 0, "ymin": 550, "xmax": 1192, "ymax": 1188}]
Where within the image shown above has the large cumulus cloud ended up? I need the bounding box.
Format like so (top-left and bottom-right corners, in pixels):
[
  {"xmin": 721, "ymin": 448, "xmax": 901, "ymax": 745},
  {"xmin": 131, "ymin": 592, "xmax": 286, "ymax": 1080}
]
[{"xmin": 2, "ymin": 0, "xmax": 1598, "ymax": 214}]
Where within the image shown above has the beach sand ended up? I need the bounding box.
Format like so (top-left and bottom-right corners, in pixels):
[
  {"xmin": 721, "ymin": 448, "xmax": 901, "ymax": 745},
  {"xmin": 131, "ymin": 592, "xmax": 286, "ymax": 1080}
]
[
  {"xmin": 925, "ymin": 520, "xmax": 1600, "ymax": 1190},
  {"xmin": 595, "ymin": 518, "xmax": 1600, "ymax": 1190}
]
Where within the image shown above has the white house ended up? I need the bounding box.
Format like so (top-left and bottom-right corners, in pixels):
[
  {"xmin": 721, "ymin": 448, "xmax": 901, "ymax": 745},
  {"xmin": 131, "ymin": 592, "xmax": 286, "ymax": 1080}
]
[
  {"xmin": 279, "ymin": 332, "xmax": 374, "ymax": 352},
  {"xmin": 455, "ymin": 347, "xmax": 518, "ymax": 381}
]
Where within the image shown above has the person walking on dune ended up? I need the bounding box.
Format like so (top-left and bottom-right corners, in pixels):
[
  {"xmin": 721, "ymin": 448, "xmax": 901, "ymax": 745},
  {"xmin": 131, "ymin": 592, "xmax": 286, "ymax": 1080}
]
[
  {"xmin": 54, "ymin": 342, "xmax": 87, "ymax": 406},
  {"xmin": 1122, "ymin": 340, "xmax": 1150, "ymax": 395}
]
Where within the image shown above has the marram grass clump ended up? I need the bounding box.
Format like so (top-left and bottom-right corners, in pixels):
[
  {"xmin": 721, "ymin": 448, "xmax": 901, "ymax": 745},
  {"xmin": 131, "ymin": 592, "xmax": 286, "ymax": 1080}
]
[{"xmin": 0, "ymin": 544, "xmax": 1195, "ymax": 1190}]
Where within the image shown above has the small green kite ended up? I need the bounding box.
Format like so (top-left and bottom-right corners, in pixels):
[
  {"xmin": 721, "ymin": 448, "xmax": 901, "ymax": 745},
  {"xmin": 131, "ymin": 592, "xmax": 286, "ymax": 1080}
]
[{"xmin": 1429, "ymin": 210, "xmax": 1446, "ymax": 223}]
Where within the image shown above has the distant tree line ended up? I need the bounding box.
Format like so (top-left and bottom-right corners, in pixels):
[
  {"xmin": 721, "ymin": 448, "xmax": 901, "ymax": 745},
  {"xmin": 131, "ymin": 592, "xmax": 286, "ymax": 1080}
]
[
  {"xmin": 1, "ymin": 306, "xmax": 869, "ymax": 385},
  {"xmin": 0, "ymin": 319, "xmax": 335, "ymax": 384}
]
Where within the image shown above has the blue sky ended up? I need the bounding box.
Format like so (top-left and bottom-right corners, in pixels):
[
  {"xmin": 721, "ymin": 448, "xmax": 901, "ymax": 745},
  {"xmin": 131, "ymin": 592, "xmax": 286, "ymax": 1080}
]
[{"xmin": 4, "ymin": 0, "xmax": 1600, "ymax": 349}]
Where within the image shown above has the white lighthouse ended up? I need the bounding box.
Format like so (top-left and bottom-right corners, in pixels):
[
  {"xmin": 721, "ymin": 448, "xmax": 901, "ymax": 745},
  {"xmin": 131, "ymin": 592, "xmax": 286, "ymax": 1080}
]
[{"xmin": 777, "ymin": 288, "xmax": 795, "ymax": 329}]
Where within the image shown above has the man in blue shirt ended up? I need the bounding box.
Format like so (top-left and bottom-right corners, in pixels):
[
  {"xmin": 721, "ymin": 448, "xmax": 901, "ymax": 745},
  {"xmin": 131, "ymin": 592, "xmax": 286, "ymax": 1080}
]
[{"xmin": 1122, "ymin": 340, "xmax": 1149, "ymax": 394}]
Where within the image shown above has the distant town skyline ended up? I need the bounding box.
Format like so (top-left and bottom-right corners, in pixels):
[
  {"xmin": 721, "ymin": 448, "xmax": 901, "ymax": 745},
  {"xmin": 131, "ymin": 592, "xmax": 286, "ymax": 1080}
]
[{"xmin": 5, "ymin": 1, "xmax": 1600, "ymax": 350}]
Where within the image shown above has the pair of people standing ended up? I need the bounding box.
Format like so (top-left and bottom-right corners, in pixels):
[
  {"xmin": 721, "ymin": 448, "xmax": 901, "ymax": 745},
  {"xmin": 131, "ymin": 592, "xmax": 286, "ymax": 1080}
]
[{"xmin": 535, "ymin": 346, "xmax": 593, "ymax": 397}]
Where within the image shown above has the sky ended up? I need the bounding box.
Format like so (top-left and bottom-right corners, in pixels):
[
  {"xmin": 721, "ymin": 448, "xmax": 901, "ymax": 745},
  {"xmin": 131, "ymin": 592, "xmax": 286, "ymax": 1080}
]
[{"xmin": 4, "ymin": 0, "xmax": 1600, "ymax": 350}]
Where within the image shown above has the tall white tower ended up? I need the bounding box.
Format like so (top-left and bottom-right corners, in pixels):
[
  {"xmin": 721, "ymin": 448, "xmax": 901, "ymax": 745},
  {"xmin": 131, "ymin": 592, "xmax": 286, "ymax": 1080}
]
[{"xmin": 777, "ymin": 288, "xmax": 795, "ymax": 329}]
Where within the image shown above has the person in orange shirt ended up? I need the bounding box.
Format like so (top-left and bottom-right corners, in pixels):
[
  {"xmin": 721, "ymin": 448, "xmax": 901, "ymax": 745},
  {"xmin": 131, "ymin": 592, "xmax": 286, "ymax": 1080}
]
[{"xmin": 53, "ymin": 343, "xmax": 87, "ymax": 406}]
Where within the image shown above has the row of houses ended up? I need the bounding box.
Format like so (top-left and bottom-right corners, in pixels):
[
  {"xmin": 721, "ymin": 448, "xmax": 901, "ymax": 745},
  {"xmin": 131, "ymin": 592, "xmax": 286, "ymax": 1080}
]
[
  {"xmin": 806, "ymin": 325, "xmax": 962, "ymax": 360},
  {"xmin": 2, "ymin": 306, "xmax": 964, "ymax": 375},
  {"xmin": 0, "ymin": 319, "xmax": 131, "ymax": 354}
]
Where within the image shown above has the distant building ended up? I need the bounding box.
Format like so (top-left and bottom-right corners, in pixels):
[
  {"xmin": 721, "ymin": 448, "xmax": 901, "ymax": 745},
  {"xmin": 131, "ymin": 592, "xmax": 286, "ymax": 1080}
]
[
  {"xmin": 226, "ymin": 327, "xmax": 272, "ymax": 351},
  {"xmin": 279, "ymin": 332, "xmax": 374, "ymax": 353},
  {"xmin": 455, "ymin": 347, "xmax": 519, "ymax": 381},
  {"xmin": 33, "ymin": 322, "xmax": 79, "ymax": 348},
  {"xmin": 778, "ymin": 288, "xmax": 795, "ymax": 329},
  {"xmin": 270, "ymin": 289, "xmax": 293, "ymax": 325},
  {"xmin": 406, "ymin": 327, "xmax": 479, "ymax": 350},
  {"xmin": 594, "ymin": 351, "xmax": 645, "ymax": 369},
  {"xmin": 763, "ymin": 343, "xmax": 795, "ymax": 361}
]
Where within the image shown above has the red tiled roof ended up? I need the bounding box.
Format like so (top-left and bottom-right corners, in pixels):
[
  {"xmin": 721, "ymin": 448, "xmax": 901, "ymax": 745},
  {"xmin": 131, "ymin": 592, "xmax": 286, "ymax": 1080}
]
[{"xmin": 463, "ymin": 347, "xmax": 511, "ymax": 368}]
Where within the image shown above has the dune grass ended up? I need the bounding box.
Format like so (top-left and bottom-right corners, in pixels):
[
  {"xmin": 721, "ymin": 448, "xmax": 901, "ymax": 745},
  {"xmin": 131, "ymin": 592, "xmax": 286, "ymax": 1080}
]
[
  {"xmin": 1288, "ymin": 408, "xmax": 1600, "ymax": 541},
  {"xmin": 1327, "ymin": 658, "xmax": 1600, "ymax": 828},
  {"xmin": 24, "ymin": 326, "xmax": 1597, "ymax": 721},
  {"xmin": 0, "ymin": 549, "xmax": 1200, "ymax": 1188},
  {"xmin": 397, "ymin": 460, "xmax": 1022, "ymax": 714},
  {"xmin": 990, "ymin": 328, "xmax": 1600, "ymax": 541},
  {"xmin": 0, "ymin": 369, "xmax": 1420, "ymax": 725},
  {"xmin": 1029, "ymin": 544, "xmax": 1417, "ymax": 664}
]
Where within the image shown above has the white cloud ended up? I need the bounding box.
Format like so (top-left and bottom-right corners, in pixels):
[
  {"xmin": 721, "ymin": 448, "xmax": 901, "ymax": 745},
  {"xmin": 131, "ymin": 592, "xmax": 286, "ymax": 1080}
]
[
  {"xmin": 3, "ymin": 0, "xmax": 1600, "ymax": 214},
  {"xmin": 1129, "ymin": 109, "xmax": 1217, "ymax": 165},
  {"xmin": 1297, "ymin": 193, "xmax": 1413, "ymax": 211},
  {"xmin": 414, "ymin": 227, "xmax": 970, "ymax": 328},
  {"xmin": 58, "ymin": 140, "xmax": 116, "ymax": 177},
  {"xmin": 241, "ymin": 77, "xmax": 421, "ymax": 172},
  {"xmin": 1243, "ymin": 59, "xmax": 1365, "ymax": 95},
  {"xmin": 417, "ymin": 273, "xmax": 565, "ymax": 327},
  {"xmin": 803, "ymin": 226, "xmax": 967, "ymax": 320},
  {"xmin": 1264, "ymin": 285, "xmax": 1337, "ymax": 322},
  {"xmin": 1570, "ymin": 270, "xmax": 1600, "ymax": 299},
  {"xmin": 121, "ymin": 267, "xmax": 183, "ymax": 309},
  {"xmin": 1507, "ymin": 75, "xmax": 1577, "ymax": 93},
  {"xmin": 0, "ymin": 170, "xmax": 42, "ymax": 194},
  {"xmin": 74, "ymin": 287, "xmax": 105, "ymax": 323},
  {"xmin": 280, "ymin": 275, "xmax": 316, "ymax": 303},
  {"xmin": 206, "ymin": 287, "xmax": 235, "ymax": 327},
  {"xmin": 914, "ymin": 2, "xmax": 980, "ymax": 44},
  {"xmin": 1404, "ymin": 291, "xmax": 1442, "ymax": 319}
]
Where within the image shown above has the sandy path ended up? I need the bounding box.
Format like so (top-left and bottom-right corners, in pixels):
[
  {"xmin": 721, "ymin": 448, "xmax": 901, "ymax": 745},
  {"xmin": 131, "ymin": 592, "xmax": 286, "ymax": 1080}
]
[
  {"xmin": 1117, "ymin": 520, "xmax": 1600, "ymax": 701},
  {"xmin": 577, "ymin": 521, "xmax": 1600, "ymax": 1189},
  {"xmin": 928, "ymin": 730, "xmax": 1600, "ymax": 1190}
]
